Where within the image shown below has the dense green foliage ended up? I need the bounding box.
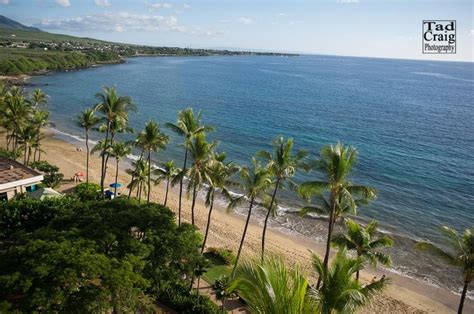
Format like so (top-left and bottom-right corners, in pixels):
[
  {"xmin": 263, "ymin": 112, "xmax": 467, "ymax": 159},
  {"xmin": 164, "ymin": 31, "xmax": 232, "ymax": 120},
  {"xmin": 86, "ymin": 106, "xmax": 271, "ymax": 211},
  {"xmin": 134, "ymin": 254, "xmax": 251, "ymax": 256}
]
[
  {"xmin": 0, "ymin": 48, "xmax": 122, "ymax": 75},
  {"xmin": 29, "ymin": 160, "xmax": 64, "ymax": 188},
  {"xmin": 0, "ymin": 197, "xmax": 214, "ymax": 312},
  {"xmin": 73, "ymin": 182, "xmax": 102, "ymax": 201},
  {"xmin": 206, "ymin": 247, "xmax": 236, "ymax": 266}
]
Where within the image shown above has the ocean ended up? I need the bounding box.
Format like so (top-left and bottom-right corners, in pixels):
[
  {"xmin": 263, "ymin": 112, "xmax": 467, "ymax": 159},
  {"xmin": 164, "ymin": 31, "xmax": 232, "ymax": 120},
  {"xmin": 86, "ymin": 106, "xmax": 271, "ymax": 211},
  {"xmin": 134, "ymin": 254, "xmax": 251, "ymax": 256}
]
[{"xmin": 28, "ymin": 55, "xmax": 473, "ymax": 296}]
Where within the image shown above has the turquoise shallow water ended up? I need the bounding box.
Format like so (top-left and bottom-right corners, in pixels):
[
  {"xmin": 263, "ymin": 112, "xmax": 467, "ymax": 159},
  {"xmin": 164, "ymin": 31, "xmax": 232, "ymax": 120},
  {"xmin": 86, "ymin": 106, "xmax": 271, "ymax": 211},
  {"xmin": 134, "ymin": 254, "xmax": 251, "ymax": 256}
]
[{"xmin": 29, "ymin": 55, "xmax": 473, "ymax": 293}]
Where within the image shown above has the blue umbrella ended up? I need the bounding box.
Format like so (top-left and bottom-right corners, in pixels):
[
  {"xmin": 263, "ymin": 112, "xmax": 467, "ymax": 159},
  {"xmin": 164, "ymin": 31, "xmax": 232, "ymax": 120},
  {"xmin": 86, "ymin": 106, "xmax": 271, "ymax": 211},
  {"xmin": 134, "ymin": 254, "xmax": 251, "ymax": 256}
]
[{"xmin": 109, "ymin": 182, "xmax": 122, "ymax": 188}]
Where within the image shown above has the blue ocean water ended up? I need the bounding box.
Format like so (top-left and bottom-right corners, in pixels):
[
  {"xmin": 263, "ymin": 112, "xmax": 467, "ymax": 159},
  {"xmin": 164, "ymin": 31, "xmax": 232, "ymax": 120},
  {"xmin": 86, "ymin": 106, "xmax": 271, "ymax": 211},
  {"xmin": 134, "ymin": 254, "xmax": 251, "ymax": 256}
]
[{"xmin": 28, "ymin": 55, "xmax": 474, "ymax": 292}]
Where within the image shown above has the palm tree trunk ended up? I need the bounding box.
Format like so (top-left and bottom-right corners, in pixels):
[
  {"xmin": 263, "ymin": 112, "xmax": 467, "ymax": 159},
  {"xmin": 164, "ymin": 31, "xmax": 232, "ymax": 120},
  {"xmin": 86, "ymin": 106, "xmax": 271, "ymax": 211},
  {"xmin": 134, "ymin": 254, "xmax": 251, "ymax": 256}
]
[
  {"xmin": 232, "ymin": 197, "xmax": 255, "ymax": 278},
  {"xmin": 114, "ymin": 159, "xmax": 119, "ymax": 196},
  {"xmin": 178, "ymin": 148, "xmax": 188, "ymax": 226},
  {"xmin": 262, "ymin": 178, "xmax": 280, "ymax": 262},
  {"xmin": 356, "ymin": 252, "xmax": 361, "ymax": 281},
  {"xmin": 138, "ymin": 182, "xmax": 142, "ymax": 203},
  {"xmin": 129, "ymin": 149, "xmax": 145, "ymax": 198},
  {"xmin": 458, "ymin": 281, "xmax": 470, "ymax": 314},
  {"xmin": 27, "ymin": 146, "xmax": 31, "ymax": 166},
  {"xmin": 164, "ymin": 178, "xmax": 169, "ymax": 206},
  {"xmin": 103, "ymin": 131, "xmax": 115, "ymax": 189},
  {"xmin": 147, "ymin": 151, "xmax": 152, "ymax": 203},
  {"xmin": 85, "ymin": 130, "xmax": 90, "ymax": 184},
  {"xmin": 38, "ymin": 148, "xmax": 41, "ymax": 161},
  {"xmin": 197, "ymin": 277, "xmax": 201, "ymax": 291},
  {"xmin": 317, "ymin": 193, "xmax": 336, "ymax": 289},
  {"xmin": 100, "ymin": 122, "xmax": 111, "ymax": 196},
  {"xmin": 191, "ymin": 184, "xmax": 197, "ymax": 226},
  {"xmin": 201, "ymin": 195, "xmax": 214, "ymax": 253},
  {"xmin": 23, "ymin": 144, "xmax": 28, "ymax": 165}
]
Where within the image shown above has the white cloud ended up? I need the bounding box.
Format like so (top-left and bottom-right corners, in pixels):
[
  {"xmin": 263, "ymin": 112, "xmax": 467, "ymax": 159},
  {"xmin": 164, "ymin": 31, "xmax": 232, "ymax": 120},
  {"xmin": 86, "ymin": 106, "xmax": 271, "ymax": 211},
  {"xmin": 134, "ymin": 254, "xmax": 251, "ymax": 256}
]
[
  {"xmin": 36, "ymin": 12, "xmax": 222, "ymax": 36},
  {"xmin": 0, "ymin": 0, "xmax": 11, "ymax": 5},
  {"xmin": 55, "ymin": 0, "xmax": 71, "ymax": 7},
  {"xmin": 337, "ymin": 0, "xmax": 359, "ymax": 3},
  {"xmin": 149, "ymin": 2, "xmax": 173, "ymax": 10},
  {"xmin": 238, "ymin": 17, "xmax": 254, "ymax": 25},
  {"xmin": 276, "ymin": 13, "xmax": 286, "ymax": 17},
  {"xmin": 470, "ymin": 29, "xmax": 474, "ymax": 37},
  {"xmin": 94, "ymin": 0, "xmax": 110, "ymax": 7},
  {"xmin": 183, "ymin": 3, "xmax": 191, "ymax": 9}
]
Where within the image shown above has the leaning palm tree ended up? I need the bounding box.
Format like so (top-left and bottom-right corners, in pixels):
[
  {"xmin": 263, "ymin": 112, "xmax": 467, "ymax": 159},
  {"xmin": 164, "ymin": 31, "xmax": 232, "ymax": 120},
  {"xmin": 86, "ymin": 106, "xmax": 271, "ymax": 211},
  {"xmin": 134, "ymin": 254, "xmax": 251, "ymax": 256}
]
[
  {"xmin": 110, "ymin": 141, "xmax": 132, "ymax": 196},
  {"xmin": 165, "ymin": 108, "xmax": 214, "ymax": 225},
  {"xmin": 416, "ymin": 226, "xmax": 473, "ymax": 314},
  {"xmin": 17, "ymin": 124, "xmax": 37, "ymax": 166},
  {"xmin": 332, "ymin": 219, "xmax": 394, "ymax": 281},
  {"xmin": 299, "ymin": 143, "xmax": 376, "ymax": 288},
  {"xmin": 154, "ymin": 160, "xmax": 180, "ymax": 206},
  {"xmin": 257, "ymin": 136, "xmax": 308, "ymax": 261},
  {"xmin": 126, "ymin": 159, "xmax": 149, "ymax": 203},
  {"xmin": 201, "ymin": 153, "xmax": 239, "ymax": 253},
  {"xmin": 312, "ymin": 248, "xmax": 388, "ymax": 313},
  {"xmin": 94, "ymin": 86, "xmax": 135, "ymax": 194},
  {"xmin": 1, "ymin": 87, "xmax": 31, "ymax": 156},
  {"xmin": 228, "ymin": 157, "xmax": 272, "ymax": 277},
  {"xmin": 138, "ymin": 121, "xmax": 169, "ymax": 203},
  {"xmin": 76, "ymin": 108, "xmax": 99, "ymax": 184},
  {"xmin": 229, "ymin": 256, "xmax": 312, "ymax": 313},
  {"xmin": 31, "ymin": 109, "xmax": 49, "ymax": 161},
  {"xmin": 186, "ymin": 133, "xmax": 216, "ymax": 226}
]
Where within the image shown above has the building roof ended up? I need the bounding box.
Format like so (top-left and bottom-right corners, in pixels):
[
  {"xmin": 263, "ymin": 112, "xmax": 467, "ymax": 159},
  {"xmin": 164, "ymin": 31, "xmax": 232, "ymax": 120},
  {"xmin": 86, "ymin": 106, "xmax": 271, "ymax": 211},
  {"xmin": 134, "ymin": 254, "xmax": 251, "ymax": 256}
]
[{"xmin": 0, "ymin": 157, "xmax": 44, "ymax": 190}]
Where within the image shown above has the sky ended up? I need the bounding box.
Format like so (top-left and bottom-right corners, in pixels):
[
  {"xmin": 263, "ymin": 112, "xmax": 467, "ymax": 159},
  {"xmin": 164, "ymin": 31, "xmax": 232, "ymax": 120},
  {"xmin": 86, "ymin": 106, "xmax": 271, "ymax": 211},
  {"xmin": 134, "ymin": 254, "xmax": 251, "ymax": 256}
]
[{"xmin": 1, "ymin": 0, "xmax": 473, "ymax": 61}]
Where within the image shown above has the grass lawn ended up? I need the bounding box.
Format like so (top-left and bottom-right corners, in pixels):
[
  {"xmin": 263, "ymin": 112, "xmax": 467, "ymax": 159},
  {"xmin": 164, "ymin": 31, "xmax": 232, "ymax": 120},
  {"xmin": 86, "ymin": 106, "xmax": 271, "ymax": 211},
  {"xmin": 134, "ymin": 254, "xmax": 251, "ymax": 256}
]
[{"xmin": 202, "ymin": 252, "xmax": 232, "ymax": 285}]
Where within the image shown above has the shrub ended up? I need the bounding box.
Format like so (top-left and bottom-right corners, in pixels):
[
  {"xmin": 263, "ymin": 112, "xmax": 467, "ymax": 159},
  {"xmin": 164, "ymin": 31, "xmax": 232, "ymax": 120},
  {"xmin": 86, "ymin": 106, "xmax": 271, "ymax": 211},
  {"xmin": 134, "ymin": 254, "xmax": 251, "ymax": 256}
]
[
  {"xmin": 158, "ymin": 283, "xmax": 221, "ymax": 314},
  {"xmin": 73, "ymin": 182, "xmax": 101, "ymax": 201},
  {"xmin": 29, "ymin": 161, "xmax": 64, "ymax": 188},
  {"xmin": 206, "ymin": 247, "xmax": 236, "ymax": 265},
  {"xmin": 0, "ymin": 148, "xmax": 21, "ymax": 160}
]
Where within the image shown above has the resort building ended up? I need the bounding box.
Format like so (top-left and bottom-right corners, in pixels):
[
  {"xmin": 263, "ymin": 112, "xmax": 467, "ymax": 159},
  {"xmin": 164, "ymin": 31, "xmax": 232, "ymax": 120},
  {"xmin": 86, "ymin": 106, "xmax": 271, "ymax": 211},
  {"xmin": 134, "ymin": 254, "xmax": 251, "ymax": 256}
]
[{"xmin": 0, "ymin": 157, "xmax": 44, "ymax": 201}]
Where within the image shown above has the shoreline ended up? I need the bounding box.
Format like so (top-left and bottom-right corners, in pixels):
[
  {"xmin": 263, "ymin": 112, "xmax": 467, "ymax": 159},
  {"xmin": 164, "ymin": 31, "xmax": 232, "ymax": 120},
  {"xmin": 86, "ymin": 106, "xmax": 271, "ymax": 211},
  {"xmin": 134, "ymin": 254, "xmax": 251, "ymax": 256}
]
[{"xmin": 26, "ymin": 127, "xmax": 472, "ymax": 313}]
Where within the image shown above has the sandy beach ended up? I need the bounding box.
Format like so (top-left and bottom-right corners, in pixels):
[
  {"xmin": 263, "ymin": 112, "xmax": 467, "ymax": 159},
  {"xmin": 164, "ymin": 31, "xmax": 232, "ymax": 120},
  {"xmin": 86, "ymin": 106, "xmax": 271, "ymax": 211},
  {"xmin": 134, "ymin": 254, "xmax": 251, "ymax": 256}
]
[{"xmin": 7, "ymin": 128, "xmax": 472, "ymax": 314}]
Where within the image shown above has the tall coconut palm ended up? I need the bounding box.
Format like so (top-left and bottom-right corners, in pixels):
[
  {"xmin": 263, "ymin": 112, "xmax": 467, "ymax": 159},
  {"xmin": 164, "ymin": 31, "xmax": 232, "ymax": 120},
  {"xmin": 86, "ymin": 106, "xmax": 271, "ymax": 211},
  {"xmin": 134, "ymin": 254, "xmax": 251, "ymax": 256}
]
[
  {"xmin": 201, "ymin": 153, "xmax": 239, "ymax": 253},
  {"xmin": 94, "ymin": 86, "xmax": 135, "ymax": 194},
  {"xmin": 256, "ymin": 136, "xmax": 308, "ymax": 261},
  {"xmin": 17, "ymin": 124, "xmax": 37, "ymax": 165},
  {"xmin": 30, "ymin": 88, "xmax": 48, "ymax": 109},
  {"xmin": 1, "ymin": 87, "xmax": 31, "ymax": 156},
  {"xmin": 31, "ymin": 109, "xmax": 49, "ymax": 161},
  {"xmin": 154, "ymin": 160, "xmax": 180, "ymax": 206},
  {"xmin": 186, "ymin": 133, "xmax": 216, "ymax": 226},
  {"xmin": 229, "ymin": 256, "xmax": 312, "ymax": 313},
  {"xmin": 228, "ymin": 157, "xmax": 272, "ymax": 277},
  {"xmin": 312, "ymin": 248, "xmax": 388, "ymax": 313},
  {"xmin": 126, "ymin": 159, "xmax": 149, "ymax": 203},
  {"xmin": 165, "ymin": 108, "xmax": 214, "ymax": 225},
  {"xmin": 110, "ymin": 141, "xmax": 132, "ymax": 196},
  {"xmin": 416, "ymin": 226, "xmax": 473, "ymax": 314},
  {"xmin": 76, "ymin": 108, "xmax": 99, "ymax": 184},
  {"xmin": 138, "ymin": 121, "xmax": 169, "ymax": 203},
  {"xmin": 332, "ymin": 219, "xmax": 394, "ymax": 281},
  {"xmin": 299, "ymin": 143, "xmax": 376, "ymax": 288}
]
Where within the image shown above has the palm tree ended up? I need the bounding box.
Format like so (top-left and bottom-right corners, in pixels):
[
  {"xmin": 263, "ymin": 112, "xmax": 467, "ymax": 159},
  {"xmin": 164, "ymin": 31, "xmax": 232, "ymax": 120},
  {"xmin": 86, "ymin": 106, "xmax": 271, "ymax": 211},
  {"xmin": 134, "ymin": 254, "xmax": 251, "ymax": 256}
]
[
  {"xmin": 76, "ymin": 108, "xmax": 99, "ymax": 184},
  {"xmin": 187, "ymin": 133, "xmax": 216, "ymax": 226},
  {"xmin": 299, "ymin": 143, "xmax": 376, "ymax": 288},
  {"xmin": 110, "ymin": 141, "xmax": 132, "ymax": 196},
  {"xmin": 228, "ymin": 157, "xmax": 272, "ymax": 277},
  {"xmin": 332, "ymin": 219, "xmax": 394, "ymax": 281},
  {"xmin": 257, "ymin": 136, "xmax": 308, "ymax": 261},
  {"xmin": 30, "ymin": 88, "xmax": 48, "ymax": 109},
  {"xmin": 201, "ymin": 153, "xmax": 239, "ymax": 253},
  {"xmin": 229, "ymin": 256, "xmax": 312, "ymax": 313},
  {"xmin": 154, "ymin": 160, "xmax": 180, "ymax": 206},
  {"xmin": 165, "ymin": 108, "xmax": 214, "ymax": 225},
  {"xmin": 31, "ymin": 109, "xmax": 49, "ymax": 162},
  {"xmin": 138, "ymin": 121, "xmax": 169, "ymax": 203},
  {"xmin": 126, "ymin": 159, "xmax": 149, "ymax": 203},
  {"xmin": 416, "ymin": 226, "xmax": 473, "ymax": 314},
  {"xmin": 17, "ymin": 124, "xmax": 37, "ymax": 165},
  {"xmin": 312, "ymin": 248, "xmax": 388, "ymax": 313},
  {"xmin": 94, "ymin": 86, "xmax": 135, "ymax": 194}
]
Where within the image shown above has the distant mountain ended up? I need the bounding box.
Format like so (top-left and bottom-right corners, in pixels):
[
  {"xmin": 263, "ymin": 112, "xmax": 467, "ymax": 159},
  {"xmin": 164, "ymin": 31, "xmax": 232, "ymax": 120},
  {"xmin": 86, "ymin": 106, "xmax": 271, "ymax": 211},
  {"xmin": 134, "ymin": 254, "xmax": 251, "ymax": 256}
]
[{"xmin": 0, "ymin": 15, "xmax": 43, "ymax": 32}]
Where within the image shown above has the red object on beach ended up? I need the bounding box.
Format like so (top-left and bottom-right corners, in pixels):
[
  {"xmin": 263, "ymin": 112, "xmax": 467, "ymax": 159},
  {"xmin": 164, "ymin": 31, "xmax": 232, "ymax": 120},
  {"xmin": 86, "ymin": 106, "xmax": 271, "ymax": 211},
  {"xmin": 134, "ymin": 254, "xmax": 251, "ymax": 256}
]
[{"xmin": 75, "ymin": 172, "xmax": 85, "ymax": 176}]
